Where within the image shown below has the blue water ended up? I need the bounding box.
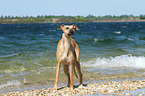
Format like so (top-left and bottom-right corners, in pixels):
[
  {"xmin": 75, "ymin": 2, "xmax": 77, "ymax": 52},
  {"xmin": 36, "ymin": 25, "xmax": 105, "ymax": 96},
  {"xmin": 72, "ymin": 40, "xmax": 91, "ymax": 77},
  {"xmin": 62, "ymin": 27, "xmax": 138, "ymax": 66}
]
[{"xmin": 1, "ymin": 22, "xmax": 145, "ymax": 93}]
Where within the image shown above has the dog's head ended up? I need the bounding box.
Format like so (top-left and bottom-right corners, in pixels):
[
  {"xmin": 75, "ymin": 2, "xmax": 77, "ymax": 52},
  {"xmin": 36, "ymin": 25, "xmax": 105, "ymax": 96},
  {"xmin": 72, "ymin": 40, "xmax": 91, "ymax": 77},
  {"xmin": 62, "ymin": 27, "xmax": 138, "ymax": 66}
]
[{"xmin": 57, "ymin": 24, "xmax": 78, "ymax": 37}]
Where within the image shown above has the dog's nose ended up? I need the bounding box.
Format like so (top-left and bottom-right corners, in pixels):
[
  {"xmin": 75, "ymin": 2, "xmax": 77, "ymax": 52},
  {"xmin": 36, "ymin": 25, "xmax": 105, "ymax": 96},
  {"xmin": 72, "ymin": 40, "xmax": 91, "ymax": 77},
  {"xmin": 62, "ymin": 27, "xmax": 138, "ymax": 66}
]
[
  {"xmin": 70, "ymin": 29, "xmax": 73, "ymax": 33},
  {"xmin": 70, "ymin": 29, "xmax": 74, "ymax": 34},
  {"xmin": 68, "ymin": 29, "xmax": 74, "ymax": 36}
]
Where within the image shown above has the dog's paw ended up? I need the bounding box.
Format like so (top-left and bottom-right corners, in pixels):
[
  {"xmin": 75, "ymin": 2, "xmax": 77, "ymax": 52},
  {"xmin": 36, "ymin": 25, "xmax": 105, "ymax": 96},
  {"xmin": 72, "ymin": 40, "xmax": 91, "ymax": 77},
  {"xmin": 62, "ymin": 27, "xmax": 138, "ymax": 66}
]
[
  {"xmin": 78, "ymin": 84, "xmax": 86, "ymax": 89},
  {"xmin": 53, "ymin": 86, "xmax": 57, "ymax": 90},
  {"xmin": 67, "ymin": 84, "xmax": 70, "ymax": 87}
]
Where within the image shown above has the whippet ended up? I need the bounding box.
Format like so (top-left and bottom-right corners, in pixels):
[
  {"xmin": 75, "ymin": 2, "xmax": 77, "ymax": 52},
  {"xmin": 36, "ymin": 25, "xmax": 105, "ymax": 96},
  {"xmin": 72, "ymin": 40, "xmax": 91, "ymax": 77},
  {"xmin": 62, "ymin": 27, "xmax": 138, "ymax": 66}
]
[{"xmin": 54, "ymin": 24, "xmax": 83, "ymax": 91}]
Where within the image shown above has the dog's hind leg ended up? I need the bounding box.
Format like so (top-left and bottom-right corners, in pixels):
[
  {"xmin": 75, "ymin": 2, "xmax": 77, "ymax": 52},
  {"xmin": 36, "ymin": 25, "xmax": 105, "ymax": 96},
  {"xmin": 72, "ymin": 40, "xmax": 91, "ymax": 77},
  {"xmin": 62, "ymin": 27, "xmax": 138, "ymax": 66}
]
[
  {"xmin": 69, "ymin": 64, "xmax": 74, "ymax": 91},
  {"xmin": 63, "ymin": 65, "xmax": 70, "ymax": 87}
]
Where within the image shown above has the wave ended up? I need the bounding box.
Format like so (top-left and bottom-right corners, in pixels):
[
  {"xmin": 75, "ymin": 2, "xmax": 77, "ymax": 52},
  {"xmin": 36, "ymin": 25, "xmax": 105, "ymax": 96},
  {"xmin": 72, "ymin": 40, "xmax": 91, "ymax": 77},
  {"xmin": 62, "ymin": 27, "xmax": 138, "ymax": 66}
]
[
  {"xmin": 127, "ymin": 38, "xmax": 137, "ymax": 41},
  {"xmin": 48, "ymin": 30, "xmax": 56, "ymax": 32},
  {"xmin": 0, "ymin": 80, "xmax": 21, "ymax": 89},
  {"xmin": 114, "ymin": 31, "xmax": 121, "ymax": 34},
  {"xmin": 93, "ymin": 38, "xmax": 114, "ymax": 42},
  {"xmin": 93, "ymin": 37, "xmax": 139, "ymax": 43},
  {"xmin": 82, "ymin": 54, "xmax": 145, "ymax": 68}
]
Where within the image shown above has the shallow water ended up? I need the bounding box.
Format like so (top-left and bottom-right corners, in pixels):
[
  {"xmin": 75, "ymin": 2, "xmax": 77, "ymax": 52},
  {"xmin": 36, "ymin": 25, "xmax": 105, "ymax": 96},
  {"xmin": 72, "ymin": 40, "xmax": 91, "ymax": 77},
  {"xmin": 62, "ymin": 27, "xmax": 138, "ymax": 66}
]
[{"xmin": 0, "ymin": 22, "xmax": 145, "ymax": 93}]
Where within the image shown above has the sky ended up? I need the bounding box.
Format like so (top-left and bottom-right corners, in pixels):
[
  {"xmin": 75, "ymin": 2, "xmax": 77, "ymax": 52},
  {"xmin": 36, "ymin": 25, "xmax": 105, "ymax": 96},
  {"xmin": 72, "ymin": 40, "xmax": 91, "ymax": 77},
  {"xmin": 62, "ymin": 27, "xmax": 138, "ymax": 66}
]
[{"xmin": 0, "ymin": 0, "xmax": 145, "ymax": 17}]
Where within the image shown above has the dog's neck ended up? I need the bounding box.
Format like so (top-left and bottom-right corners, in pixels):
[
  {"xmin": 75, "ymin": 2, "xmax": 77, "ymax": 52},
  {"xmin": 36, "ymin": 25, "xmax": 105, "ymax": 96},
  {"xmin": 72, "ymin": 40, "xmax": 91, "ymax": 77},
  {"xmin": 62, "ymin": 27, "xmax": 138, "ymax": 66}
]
[{"xmin": 62, "ymin": 33, "xmax": 71, "ymax": 56}]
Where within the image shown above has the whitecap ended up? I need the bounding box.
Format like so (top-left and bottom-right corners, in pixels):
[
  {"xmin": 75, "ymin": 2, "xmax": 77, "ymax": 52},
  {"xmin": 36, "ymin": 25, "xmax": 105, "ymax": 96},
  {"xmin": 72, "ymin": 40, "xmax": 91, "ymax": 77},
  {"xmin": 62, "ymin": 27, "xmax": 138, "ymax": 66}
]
[
  {"xmin": 114, "ymin": 31, "xmax": 121, "ymax": 34},
  {"xmin": 128, "ymin": 38, "xmax": 138, "ymax": 41},
  {"xmin": 0, "ymin": 80, "xmax": 21, "ymax": 89},
  {"xmin": 82, "ymin": 54, "xmax": 145, "ymax": 68},
  {"xmin": 49, "ymin": 30, "xmax": 56, "ymax": 32},
  {"xmin": 94, "ymin": 39, "xmax": 99, "ymax": 41},
  {"xmin": 94, "ymin": 38, "xmax": 104, "ymax": 42}
]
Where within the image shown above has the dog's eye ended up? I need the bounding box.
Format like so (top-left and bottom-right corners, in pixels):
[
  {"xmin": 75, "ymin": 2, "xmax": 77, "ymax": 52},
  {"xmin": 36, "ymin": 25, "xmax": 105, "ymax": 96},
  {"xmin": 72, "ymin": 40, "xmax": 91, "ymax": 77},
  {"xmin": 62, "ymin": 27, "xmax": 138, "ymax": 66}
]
[{"xmin": 66, "ymin": 27, "xmax": 69, "ymax": 29}]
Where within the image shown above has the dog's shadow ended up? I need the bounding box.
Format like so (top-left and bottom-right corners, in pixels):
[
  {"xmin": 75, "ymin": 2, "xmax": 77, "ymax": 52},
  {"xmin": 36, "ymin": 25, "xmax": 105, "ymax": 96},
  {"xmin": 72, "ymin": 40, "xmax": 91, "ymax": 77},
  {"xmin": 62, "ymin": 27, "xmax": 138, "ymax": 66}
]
[{"xmin": 57, "ymin": 84, "xmax": 88, "ymax": 90}]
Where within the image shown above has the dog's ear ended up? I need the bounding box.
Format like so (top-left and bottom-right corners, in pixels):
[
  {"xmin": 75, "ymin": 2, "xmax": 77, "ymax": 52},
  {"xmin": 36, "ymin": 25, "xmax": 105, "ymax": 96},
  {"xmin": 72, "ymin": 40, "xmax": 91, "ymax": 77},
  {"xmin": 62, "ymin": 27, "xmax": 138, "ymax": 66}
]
[
  {"xmin": 73, "ymin": 24, "xmax": 79, "ymax": 30},
  {"xmin": 57, "ymin": 24, "xmax": 65, "ymax": 30}
]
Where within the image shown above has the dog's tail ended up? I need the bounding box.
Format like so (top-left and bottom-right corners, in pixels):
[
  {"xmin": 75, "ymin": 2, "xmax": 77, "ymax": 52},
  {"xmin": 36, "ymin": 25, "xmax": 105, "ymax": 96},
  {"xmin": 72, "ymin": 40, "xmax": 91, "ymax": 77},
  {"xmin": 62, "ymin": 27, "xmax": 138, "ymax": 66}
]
[{"xmin": 74, "ymin": 65, "xmax": 78, "ymax": 78}]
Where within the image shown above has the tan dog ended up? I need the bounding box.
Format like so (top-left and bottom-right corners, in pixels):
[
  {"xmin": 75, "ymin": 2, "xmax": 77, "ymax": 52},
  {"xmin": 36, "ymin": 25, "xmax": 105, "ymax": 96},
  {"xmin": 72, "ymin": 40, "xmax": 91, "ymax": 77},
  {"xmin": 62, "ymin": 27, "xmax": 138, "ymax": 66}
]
[{"xmin": 54, "ymin": 24, "xmax": 83, "ymax": 91}]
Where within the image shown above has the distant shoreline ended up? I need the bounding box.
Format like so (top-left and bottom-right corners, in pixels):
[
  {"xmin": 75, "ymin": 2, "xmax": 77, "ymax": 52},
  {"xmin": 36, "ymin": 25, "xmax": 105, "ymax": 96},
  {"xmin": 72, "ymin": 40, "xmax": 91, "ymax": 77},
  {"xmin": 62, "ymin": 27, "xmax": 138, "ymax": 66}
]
[
  {"xmin": 1, "ymin": 14, "xmax": 145, "ymax": 24},
  {"xmin": 94, "ymin": 20, "xmax": 145, "ymax": 23},
  {"xmin": 1, "ymin": 20, "xmax": 145, "ymax": 24}
]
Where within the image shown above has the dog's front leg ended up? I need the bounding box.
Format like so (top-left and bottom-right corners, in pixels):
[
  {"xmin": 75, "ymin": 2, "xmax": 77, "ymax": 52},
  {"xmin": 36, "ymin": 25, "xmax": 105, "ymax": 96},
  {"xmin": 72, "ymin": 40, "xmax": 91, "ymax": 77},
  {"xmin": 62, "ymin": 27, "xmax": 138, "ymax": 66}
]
[
  {"xmin": 69, "ymin": 64, "xmax": 74, "ymax": 91},
  {"xmin": 54, "ymin": 62, "xmax": 61, "ymax": 90}
]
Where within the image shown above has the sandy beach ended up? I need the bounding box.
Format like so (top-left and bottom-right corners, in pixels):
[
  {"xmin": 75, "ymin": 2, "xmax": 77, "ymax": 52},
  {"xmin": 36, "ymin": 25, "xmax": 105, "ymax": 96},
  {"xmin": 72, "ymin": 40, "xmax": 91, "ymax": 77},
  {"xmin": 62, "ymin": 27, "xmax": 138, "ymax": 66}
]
[{"xmin": 1, "ymin": 79, "xmax": 145, "ymax": 96}]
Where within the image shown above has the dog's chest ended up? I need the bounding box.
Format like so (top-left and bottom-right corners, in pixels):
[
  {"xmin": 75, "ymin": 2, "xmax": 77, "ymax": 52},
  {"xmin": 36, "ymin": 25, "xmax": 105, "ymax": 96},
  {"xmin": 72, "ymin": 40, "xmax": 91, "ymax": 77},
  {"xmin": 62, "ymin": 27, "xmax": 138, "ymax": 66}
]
[{"xmin": 59, "ymin": 40, "xmax": 74, "ymax": 64}]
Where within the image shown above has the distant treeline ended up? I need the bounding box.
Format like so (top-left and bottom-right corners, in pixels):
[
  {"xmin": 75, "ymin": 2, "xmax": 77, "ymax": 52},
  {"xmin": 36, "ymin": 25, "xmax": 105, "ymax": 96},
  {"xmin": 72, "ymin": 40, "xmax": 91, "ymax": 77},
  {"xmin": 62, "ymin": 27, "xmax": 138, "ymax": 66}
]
[{"xmin": 0, "ymin": 14, "xmax": 145, "ymax": 24}]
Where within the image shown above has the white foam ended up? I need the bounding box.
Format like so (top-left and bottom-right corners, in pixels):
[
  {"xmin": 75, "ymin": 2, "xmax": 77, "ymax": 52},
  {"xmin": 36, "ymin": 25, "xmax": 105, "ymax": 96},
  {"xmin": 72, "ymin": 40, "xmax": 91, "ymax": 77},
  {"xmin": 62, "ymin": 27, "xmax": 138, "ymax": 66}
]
[
  {"xmin": 94, "ymin": 38, "xmax": 104, "ymax": 42},
  {"xmin": 49, "ymin": 30, "xmax": 56, "ymax": 32},
  {"xmin": 82, "ymin": 54, "xmax": 145, "ymax": 68},
  {"xmin": 0, "ymin": 80, "xmax": 21, "ymax": 89},
  {"xmin": 94, "ymin": 39, "xmax": 99, "ymax": 41},
  {"xmin": 114, "ymin": 31, "xmax": 121, "ymax": 34},
  {"xmin": 128, "ymin": 38, "xmax": 138, "ymax": 41}
]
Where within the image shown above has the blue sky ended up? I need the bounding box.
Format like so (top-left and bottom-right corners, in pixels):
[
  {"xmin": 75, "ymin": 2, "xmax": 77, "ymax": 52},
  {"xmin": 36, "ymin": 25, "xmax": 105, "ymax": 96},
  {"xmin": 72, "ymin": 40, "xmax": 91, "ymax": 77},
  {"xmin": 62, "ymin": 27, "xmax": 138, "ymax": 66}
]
[{"xmin": 0, "ymin": 0, "xmax": 145, "ymax": 17}]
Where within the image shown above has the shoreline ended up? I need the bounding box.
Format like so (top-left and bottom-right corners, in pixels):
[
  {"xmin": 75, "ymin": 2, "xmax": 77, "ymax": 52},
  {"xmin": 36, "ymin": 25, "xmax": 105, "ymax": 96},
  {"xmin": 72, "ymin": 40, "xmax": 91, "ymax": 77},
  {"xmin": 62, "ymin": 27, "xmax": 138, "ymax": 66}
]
[
  {"xmin": 1, "ymin": 20, "xmax": 145, "ymax": 24},
  {"xmin": 1, "ymin": 67, "xmax": 145, "ymax": 95},
  {"xmin": 1, "ymin": 78, "xmax": 145, "ymax": 95},
  {"xmin": 94, "ymin": 20, "xmax": 145, "ymax": 23}
]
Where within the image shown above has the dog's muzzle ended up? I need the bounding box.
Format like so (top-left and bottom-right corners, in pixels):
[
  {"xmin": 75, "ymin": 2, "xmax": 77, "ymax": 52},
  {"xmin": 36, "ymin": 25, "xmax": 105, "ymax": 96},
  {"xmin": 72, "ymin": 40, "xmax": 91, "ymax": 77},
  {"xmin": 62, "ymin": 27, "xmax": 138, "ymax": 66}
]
[{"xmin": 68, "ymin": 29, "xmax": 74, "ymax": 36}]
